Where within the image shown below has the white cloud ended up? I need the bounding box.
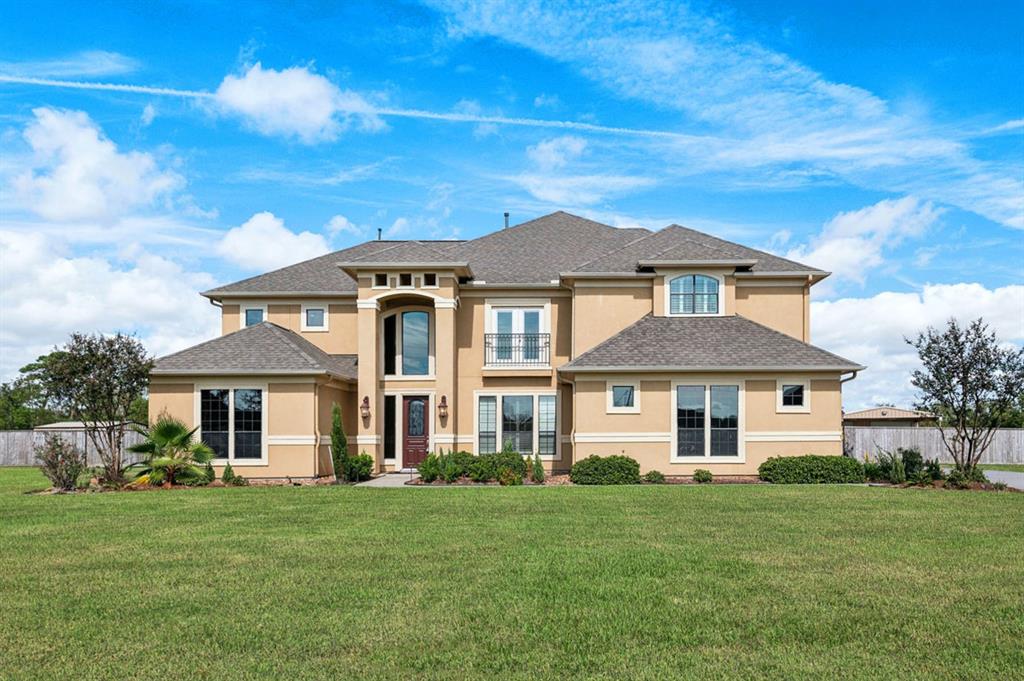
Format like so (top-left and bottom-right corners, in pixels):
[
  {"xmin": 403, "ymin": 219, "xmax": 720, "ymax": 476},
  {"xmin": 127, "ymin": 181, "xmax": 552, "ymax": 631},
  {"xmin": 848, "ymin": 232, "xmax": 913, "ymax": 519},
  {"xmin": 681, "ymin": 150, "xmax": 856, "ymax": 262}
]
[
  {"xmin": 386, "ymin": 217, "xmax": 410, "ymax": 237},
  {"xmin": 533, "ymin": 93, "xmax": 561, "ymax": 109},
  {"xmin": 432, "ymin": 1, "xmax": 1024, "ymax": 229},
  {"xmin": 812, "ymin": 283, "xmax": 1024, "ymax": 410},
  {"xmin": 514, "ymin": 173, "xmax": 655, "ymax": 205},
  {"xmin": 11, "ymin": 107, "xmax": 184, "ymax": 222},
  {"xmin": 140, "ymin": 103, "xmax": 156, "ymax": 126},
  {"xmin": 0, "ymin": 230, "xmax": 219, "ymax": 380},
  {"xmin": 213, "ymin": 63, "xmax": 384, "ymax": 143},
  {"xmin": 216, "ymin": 212, "xmax": 330, "ymax": 271},
  {"xmin": 785, "ymin": 197, "xmax": 944, "ymax": 293},
  {"xmin": 526, "ymin": 135, "xmax": 587, "ymax": 170},
  {"xmin": 0, "ymin": 50, "xmax": 140, "ymax": 78},
  {"xmin": 325, "ymin": 214, "xmax": 362, "ymax": 236}
]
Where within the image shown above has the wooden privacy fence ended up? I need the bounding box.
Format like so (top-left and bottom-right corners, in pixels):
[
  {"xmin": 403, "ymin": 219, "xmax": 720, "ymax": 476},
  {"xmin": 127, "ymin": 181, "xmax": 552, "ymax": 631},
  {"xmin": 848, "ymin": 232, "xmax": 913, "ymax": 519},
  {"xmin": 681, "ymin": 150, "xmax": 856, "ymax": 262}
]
[
  {"xmin": 844, "ymin": 426, "xmax": 1024, "ymax": 464},
  {"xmin": 0, "ymin": 430, "xmax": 146, "ymax": 467}
]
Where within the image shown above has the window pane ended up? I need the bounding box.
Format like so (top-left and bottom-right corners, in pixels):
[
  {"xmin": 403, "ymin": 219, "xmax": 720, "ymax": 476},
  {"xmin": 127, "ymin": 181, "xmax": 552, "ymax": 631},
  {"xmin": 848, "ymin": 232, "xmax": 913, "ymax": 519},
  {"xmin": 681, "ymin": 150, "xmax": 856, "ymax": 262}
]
[
  {"xmin": 384, "ymin": 315, "xmax": 397, "ymax": 375},
  {"xmin": 305, "ymin": 308, "xmax": 324, "ymax": 327},
  {"xmin": 402, "ymin": 311, "xmax": 429, "ymax": 375},
  {"xmin": 384, "ymin": 396, "xmax": 396, "ymax": 459},
  {"xmin": 407, "ymin": 399, "xmax": 425, "ymax": 436},
  {"xmin": 200, "ymin": 389, "xmax": 229, "ymax": 459},
  {"xmin": 710, "ymin": 385, "xmax": 738, "ymax": 456},
  {"xmin": 234, "ymin": 389, "xmax": 262, "ymax": 459},
  {"xmin": 495, "ymin": 311, "xmax": 513, "ymax": 361},
  {"xmin": 502, "ymin": 395, "xmax": 533, "ymax": 454},
  {"xmin": 612, "ymin": 385, "xmax": 635, "ymax": 408},
  {"xmin": 782, "ymin": 384, "xmax": 804, "ymax": 406},
  {"xmin": 424, "ymin": 273, "xmax": 437, "ymax": 286},
  {"xmin": 478, "ymin": 396, "xmax": 496, "ymax": 454},
  {"xmin": 538, "ymin": 395, "xmax": 556, "ymax": 456},
  {"xmin": 244, "ymin": 308, "xmax": 263, "ymax": 326},
  {"xmin": 676, "ymin": 385, "xmax": 705, "ymax": 457}
]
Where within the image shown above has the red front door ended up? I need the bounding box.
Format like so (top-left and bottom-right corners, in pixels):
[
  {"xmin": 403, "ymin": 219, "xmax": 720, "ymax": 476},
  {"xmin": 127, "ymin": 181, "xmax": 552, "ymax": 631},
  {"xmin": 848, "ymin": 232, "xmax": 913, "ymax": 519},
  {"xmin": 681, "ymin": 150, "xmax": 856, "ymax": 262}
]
[{"xmin": 403, "ymin": 396, "xmax": 429, "ymax": 468}]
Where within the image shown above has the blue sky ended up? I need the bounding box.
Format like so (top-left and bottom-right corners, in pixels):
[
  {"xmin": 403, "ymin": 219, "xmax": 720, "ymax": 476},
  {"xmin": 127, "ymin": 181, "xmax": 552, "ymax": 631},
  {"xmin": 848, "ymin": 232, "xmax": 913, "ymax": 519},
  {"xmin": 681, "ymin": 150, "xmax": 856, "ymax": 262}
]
[{"xmin": 1, "ymin": 0, "xmax": 1021, "ymax": 409}]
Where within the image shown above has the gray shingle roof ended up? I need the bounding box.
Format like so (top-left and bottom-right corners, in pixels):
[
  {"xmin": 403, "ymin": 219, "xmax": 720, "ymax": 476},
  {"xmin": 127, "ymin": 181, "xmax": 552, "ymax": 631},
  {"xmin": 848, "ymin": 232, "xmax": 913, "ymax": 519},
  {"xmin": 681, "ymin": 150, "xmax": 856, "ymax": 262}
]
[
  {"xmin": 561, "ymin": 315, "xmax": 863, "ymax": 372},
  {"xmin": 204, "ymin": 211, "xmax": 822, "ymax": 295},
  {"xmin": 573, "ymin": 225, "xmax": 819, "ymax": 274},
  {"xmin": 152, "ymin": 322, "xmax": 358, "ymax": 380}
]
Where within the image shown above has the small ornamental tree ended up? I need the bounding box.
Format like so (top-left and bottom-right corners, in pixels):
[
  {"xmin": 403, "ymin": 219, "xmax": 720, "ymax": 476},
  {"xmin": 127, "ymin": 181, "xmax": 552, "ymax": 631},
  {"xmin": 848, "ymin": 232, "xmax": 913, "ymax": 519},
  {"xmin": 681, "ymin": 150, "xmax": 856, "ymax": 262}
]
[
  {"xmin": 908, "ymin": 318, "xmax": 1024, "ymax": 473},
  {"xmin": 330, "ymin": 403, "xmax": 348, "ymax": 481},
  {"xmin": 39, "ymin": 333, "xmax": 153, "ymax": 485}
]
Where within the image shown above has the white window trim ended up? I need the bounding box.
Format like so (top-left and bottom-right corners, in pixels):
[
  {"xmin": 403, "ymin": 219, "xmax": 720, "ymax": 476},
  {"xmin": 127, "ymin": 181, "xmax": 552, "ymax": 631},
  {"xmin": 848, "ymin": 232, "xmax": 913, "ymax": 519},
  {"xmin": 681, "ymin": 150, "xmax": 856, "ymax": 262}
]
[
  {"xmin": 776, "ymin": 377, "xmax": 812, "ymax": 414},
  {"xmin": 300, "ymin": 302, "xmax": 329, "ymax": 332},
  {"xmin": 421, "ymin": 273, "xmax": 439, "ymax": 289},
  {"xmin": 381, "ymin": 306, "xmax": 436, "ymax": 379},
  {"xmin": 397, "ymin": 272, "xmax": 414, "ymax": 289},
  {"xmin": 670, "ymin": 378, "xmax": 745, "ymax": 463},
  {"xmin": 606, "ymin": 380, "xmax": 641, "ymax": 414},
  {"xmin": 241, "ymin": 303, "xmax": 268, "ymax": 327},
  {"xmin": 483, "ymin": 298, "xmax": 552, "ymax": 368},
  {"xmin": 371, "ymin": 273, "xmax": 390, "ymax": 290},
  {"xmin": 663, "ymin": 270, "xmax": 726, "ymax": 317},
  {"xmin": 193, "ymin": 381, "xmax": 269, "ymax": 465},
  {"xmin": 473, "ymin": 390, "xmax": 560, "ymax": 460}
]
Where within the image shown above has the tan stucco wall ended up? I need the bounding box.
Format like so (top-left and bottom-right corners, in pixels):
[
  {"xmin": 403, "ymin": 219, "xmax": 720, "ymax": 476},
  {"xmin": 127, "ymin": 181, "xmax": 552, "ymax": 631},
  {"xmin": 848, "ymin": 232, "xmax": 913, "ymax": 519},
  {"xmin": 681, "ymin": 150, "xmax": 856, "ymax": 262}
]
[
  {"xmin": 148, "ymin": 382, "xmax": 195, "ymax": 427},
  {"xmin": 570, "ymin": 372, "xmax": 844, "ymax": 475},
  {"xmin": 219, "ymin": 301, "xmax": 358, "ymax": 353},
  {"xmin": 572, "ymin": 284, "xmax": 653, "ymax": 356},
  {"xmin": 734, "ymin": 285, "xmax": 808, "ymax": 341}
]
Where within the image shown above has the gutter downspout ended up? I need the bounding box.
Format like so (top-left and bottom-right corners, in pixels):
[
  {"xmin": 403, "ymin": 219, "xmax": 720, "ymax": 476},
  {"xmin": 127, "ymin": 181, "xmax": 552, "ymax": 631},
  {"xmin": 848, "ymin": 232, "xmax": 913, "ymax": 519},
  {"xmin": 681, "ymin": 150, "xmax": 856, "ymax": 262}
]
[
  {"xmin": 313, "ymin": 382, "xmax": 322, "ymax": 478},
  {"xmin": 840, "ymin": 370, "xmax": 859, "ymax": 384}
]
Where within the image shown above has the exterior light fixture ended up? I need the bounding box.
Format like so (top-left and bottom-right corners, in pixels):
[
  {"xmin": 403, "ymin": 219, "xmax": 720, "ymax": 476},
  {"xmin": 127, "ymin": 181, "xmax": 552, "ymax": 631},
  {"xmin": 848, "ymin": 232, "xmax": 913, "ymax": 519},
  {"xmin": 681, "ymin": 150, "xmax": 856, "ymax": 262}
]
[
  {"xmin": 360, "ymin": 396, "xmax": 371, "ymax": 419},
  {"xmin": 438, "ymin": 395, "xmax": 448, "ymax": 419}
]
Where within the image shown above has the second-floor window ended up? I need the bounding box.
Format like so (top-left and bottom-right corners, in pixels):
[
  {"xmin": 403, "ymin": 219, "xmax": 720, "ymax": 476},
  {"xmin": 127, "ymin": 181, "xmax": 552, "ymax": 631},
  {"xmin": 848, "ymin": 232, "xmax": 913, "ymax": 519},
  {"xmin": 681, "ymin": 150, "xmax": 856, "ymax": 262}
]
[
  {"xmin": 383, "ymin": 309, "xmax": 431, "ymax": 376},
  {"xmin": 485, "ymin": 306, "xmax": 550, "ymax": 366},
  {"xmin": 669, "ymin": 274, "xmax": 719, "ymax": 315},
  {"xmin": 243, "ymin": 306, "xmax": 265, "ymax": 327}
]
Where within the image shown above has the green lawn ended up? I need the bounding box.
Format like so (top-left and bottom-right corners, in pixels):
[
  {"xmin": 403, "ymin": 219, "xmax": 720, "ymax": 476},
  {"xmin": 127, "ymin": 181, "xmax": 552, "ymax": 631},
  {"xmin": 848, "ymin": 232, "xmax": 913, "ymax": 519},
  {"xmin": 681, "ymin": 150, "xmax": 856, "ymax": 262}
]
[{"xmin": 1, "ymin": 468, "xmax": 1022, "ymax": 680}]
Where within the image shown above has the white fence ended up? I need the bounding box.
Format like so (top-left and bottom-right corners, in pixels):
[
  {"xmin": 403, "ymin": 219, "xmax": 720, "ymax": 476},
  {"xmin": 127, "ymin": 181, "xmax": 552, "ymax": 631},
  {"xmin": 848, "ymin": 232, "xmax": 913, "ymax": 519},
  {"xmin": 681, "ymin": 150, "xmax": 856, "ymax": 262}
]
[
  {"xmin": 0, "ymin": 430, "xmax": 146, "ymax": 467},
  {"xmin": 844, "ymin": 426, "xmax": 1024, "ymax": 464}
]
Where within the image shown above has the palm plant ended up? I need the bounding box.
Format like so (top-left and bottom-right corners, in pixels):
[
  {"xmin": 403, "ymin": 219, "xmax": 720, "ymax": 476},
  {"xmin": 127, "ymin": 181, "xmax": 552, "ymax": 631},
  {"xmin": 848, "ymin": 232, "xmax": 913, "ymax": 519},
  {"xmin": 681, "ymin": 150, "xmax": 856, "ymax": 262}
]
[{"xmin": 127, "ymin": 415, "xmax": 215, "ymax": 486}]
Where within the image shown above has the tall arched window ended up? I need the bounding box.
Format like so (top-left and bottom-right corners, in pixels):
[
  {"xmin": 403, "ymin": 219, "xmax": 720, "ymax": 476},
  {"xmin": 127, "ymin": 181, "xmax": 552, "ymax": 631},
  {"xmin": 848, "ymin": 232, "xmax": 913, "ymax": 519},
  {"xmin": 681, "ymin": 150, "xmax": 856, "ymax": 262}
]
[{"xmin": 669, "ymin": 274, "xmax": 719, "ymax": 315}]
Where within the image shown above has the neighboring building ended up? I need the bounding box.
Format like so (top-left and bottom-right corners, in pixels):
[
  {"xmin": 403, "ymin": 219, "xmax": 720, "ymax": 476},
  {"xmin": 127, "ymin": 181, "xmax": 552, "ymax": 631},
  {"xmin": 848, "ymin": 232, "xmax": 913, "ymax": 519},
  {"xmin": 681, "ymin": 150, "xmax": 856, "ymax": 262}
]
[
  {"xmin": 843, "ymin": 407, "xmax": 934, "ymax": 428},
  {"xmin": 150, "ymin": 212, "xmax": 863, "ymax": 478}
]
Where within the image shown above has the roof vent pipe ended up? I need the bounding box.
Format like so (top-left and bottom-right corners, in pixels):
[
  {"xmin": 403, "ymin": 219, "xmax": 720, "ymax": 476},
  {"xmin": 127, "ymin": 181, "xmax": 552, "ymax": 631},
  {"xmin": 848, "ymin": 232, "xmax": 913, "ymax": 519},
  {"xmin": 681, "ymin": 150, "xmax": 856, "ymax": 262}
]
[
  {"xmin": 377, "ymin": 228, "xmax": 382, "ymax": 241},
  {"xmin": 504, "ymin": 212, "xmax": 510, "ymax": 229}
]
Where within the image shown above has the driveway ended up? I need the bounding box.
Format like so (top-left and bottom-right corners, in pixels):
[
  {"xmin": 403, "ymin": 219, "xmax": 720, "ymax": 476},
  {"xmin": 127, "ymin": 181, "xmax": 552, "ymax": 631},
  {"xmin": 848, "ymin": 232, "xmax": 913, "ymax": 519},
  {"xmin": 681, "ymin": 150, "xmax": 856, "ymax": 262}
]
[{"xmin": 983, "ymin": 470, "xmax": 1024, "ymax": 490}]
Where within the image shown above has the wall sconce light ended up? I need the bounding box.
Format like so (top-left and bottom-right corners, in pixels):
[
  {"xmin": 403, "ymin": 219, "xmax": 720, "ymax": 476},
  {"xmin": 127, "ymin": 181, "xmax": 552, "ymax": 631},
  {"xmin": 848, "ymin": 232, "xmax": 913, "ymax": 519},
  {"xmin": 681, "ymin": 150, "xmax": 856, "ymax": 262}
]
[
  {"xmin": 438, "ymin": 395, "xmax": 448, "ymax": 419},
  {"xmin": 360, "ymin": 396, "xmax": 371, "ymax": 419}
]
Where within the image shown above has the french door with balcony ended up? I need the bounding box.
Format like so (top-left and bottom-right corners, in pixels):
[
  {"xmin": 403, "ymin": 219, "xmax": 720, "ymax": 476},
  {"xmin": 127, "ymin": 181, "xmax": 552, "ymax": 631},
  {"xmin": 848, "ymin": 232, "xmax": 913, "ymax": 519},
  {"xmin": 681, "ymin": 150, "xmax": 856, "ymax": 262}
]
[{"xmin": 492, "ymin": 307, "xmax": 543, "ymax": 364}]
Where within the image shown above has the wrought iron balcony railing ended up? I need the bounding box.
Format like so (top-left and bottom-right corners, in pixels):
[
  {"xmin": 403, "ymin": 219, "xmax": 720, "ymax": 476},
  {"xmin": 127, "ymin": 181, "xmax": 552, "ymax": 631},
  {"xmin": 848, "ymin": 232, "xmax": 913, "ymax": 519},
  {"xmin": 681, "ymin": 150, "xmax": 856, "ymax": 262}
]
[{"xmin": 484, "ymin": 333, "xmax": 551, "ymax": 367}]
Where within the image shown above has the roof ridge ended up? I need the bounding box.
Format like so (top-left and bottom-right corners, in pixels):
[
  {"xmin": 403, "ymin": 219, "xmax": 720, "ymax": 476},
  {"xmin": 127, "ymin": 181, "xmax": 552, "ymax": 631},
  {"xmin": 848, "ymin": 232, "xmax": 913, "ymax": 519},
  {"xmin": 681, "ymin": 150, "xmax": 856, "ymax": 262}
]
[
  {"xmin": 570, "ymin": 230, "xmax": 661, "ymax": 272},
  {"xmin": 266, "ymin": 322, "xmax": 326, "ymax": 369},
  {"xmin": 663, "ymin": 224, "xmax": 814, "ymax": 271}
]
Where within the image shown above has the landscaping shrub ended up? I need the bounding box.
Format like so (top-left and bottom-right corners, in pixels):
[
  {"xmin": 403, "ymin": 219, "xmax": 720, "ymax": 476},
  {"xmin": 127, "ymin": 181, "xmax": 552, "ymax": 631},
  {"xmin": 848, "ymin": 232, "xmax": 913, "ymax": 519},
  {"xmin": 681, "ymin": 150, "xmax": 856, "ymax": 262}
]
[
  {"xmin": 693, "ymin": 469, "xmax": 713, "ymax": 484},
  {"xmin": 347, "ymin": 453, "xmax": 374, "ymax": 482},
  {"xmin": 204, "ymin": 462, "xmax": 216, "ymax": 483},
  {"xmin": 569, "ymin": 455, "xmax": 640, "ymax": 485},
  {"xmin": 329, "ymin": 403, "xmax": 348, "ymax": 481},
  {"xmin": 643, "ymin": 470, "xmax": 665, "ymax": 484},
  {"xmin": 945, "ymin": 467, "xmax": 988, "ymax": 489},
  {"xmin": 220, "ymin": 463, "xmax": 248, "ymax": 486},
  {"xmin": 908, "ymin": 470, "xmax": 934, "ymax": 487},
  {"xmin": 863, "ymin": 461, "xmax": 884, "ymax": 482},
  {"xmin": 498, "ymin": 467, "xmax": 523, "ymax": 486},
  {"xmin": 877, "ymin": 449, "xmax": 906, "ymax": 484},
  {"xmin": 418, "ymin": 453, "xmax": 441, "ymax": 483},
  {"xmin": 900, "ymin": 447, "xmax": 924, "ymax": 478},
  {"xmin": 451, "ymin": 451, "xmax": 475, "ymax": 477},
  {"xmin": 757, "ymin": 455, "xmax": 865, "ymax": 484},
  {"xmin": 924, "ymin": 458, "xmax": 944, "ymax": 481},
  {"xmin": 35, "ymin": 435, "xmax": 86, "ymax": 491},
  {"xmin": 468, "ymin": 454, "xmax": 497, "ymax": 482},
  {"xmin": 531, "ymin": 453, "xmax": 545, "ymax": 483}
]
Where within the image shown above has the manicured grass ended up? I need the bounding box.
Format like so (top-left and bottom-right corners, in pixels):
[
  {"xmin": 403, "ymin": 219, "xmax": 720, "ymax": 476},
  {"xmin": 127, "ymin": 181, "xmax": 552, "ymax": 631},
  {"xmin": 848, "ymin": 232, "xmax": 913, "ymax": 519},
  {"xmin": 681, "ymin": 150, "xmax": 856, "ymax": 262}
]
[
  {"xmin": 942, "ymin": 463, "xmax": 1024, "ymax": 473},
  {"xmin": 1, "ymin": 467, "xmax": 1022, "ymax": 680}
]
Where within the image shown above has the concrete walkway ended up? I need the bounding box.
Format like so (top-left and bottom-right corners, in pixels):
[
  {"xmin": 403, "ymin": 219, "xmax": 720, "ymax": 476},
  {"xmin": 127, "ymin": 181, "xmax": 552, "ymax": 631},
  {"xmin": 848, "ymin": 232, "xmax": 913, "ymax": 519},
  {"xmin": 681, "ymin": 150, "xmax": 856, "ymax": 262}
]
[
  {"xmin": 355, "ymin": 472, "xmax": 419, "ymax": 487},
  {"xmin": 984, "ymin": 470, "xmax": 1024, "ymax": 490}
]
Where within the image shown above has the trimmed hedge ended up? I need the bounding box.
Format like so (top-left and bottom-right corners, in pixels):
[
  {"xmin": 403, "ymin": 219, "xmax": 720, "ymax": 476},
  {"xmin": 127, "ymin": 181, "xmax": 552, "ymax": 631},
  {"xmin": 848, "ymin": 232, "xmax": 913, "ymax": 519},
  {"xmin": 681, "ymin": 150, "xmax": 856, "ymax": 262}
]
[
  {"xmin": 570, "ymin": 455, "xmax": 640, "ymax": 485},
  {"xmin": 758, "ymin": 455, "xmax": 865, "ymax": 484}
]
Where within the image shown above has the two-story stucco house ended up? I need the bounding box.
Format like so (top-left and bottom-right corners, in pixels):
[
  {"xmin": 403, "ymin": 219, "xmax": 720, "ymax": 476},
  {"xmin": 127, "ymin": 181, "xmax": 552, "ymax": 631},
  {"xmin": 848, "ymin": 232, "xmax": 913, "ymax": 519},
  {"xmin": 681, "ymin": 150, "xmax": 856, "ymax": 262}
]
[{"xmin": 149, "ymin": 212, "xmax": 863, "ymax": 478}]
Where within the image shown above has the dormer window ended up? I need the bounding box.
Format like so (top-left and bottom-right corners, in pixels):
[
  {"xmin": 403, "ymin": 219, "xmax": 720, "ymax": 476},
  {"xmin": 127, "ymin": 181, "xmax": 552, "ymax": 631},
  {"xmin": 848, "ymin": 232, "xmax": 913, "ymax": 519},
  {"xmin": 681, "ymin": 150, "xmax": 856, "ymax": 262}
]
[{"xmin": 669, "ymin": 274, "xmax": 719, "ymax": 315}]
